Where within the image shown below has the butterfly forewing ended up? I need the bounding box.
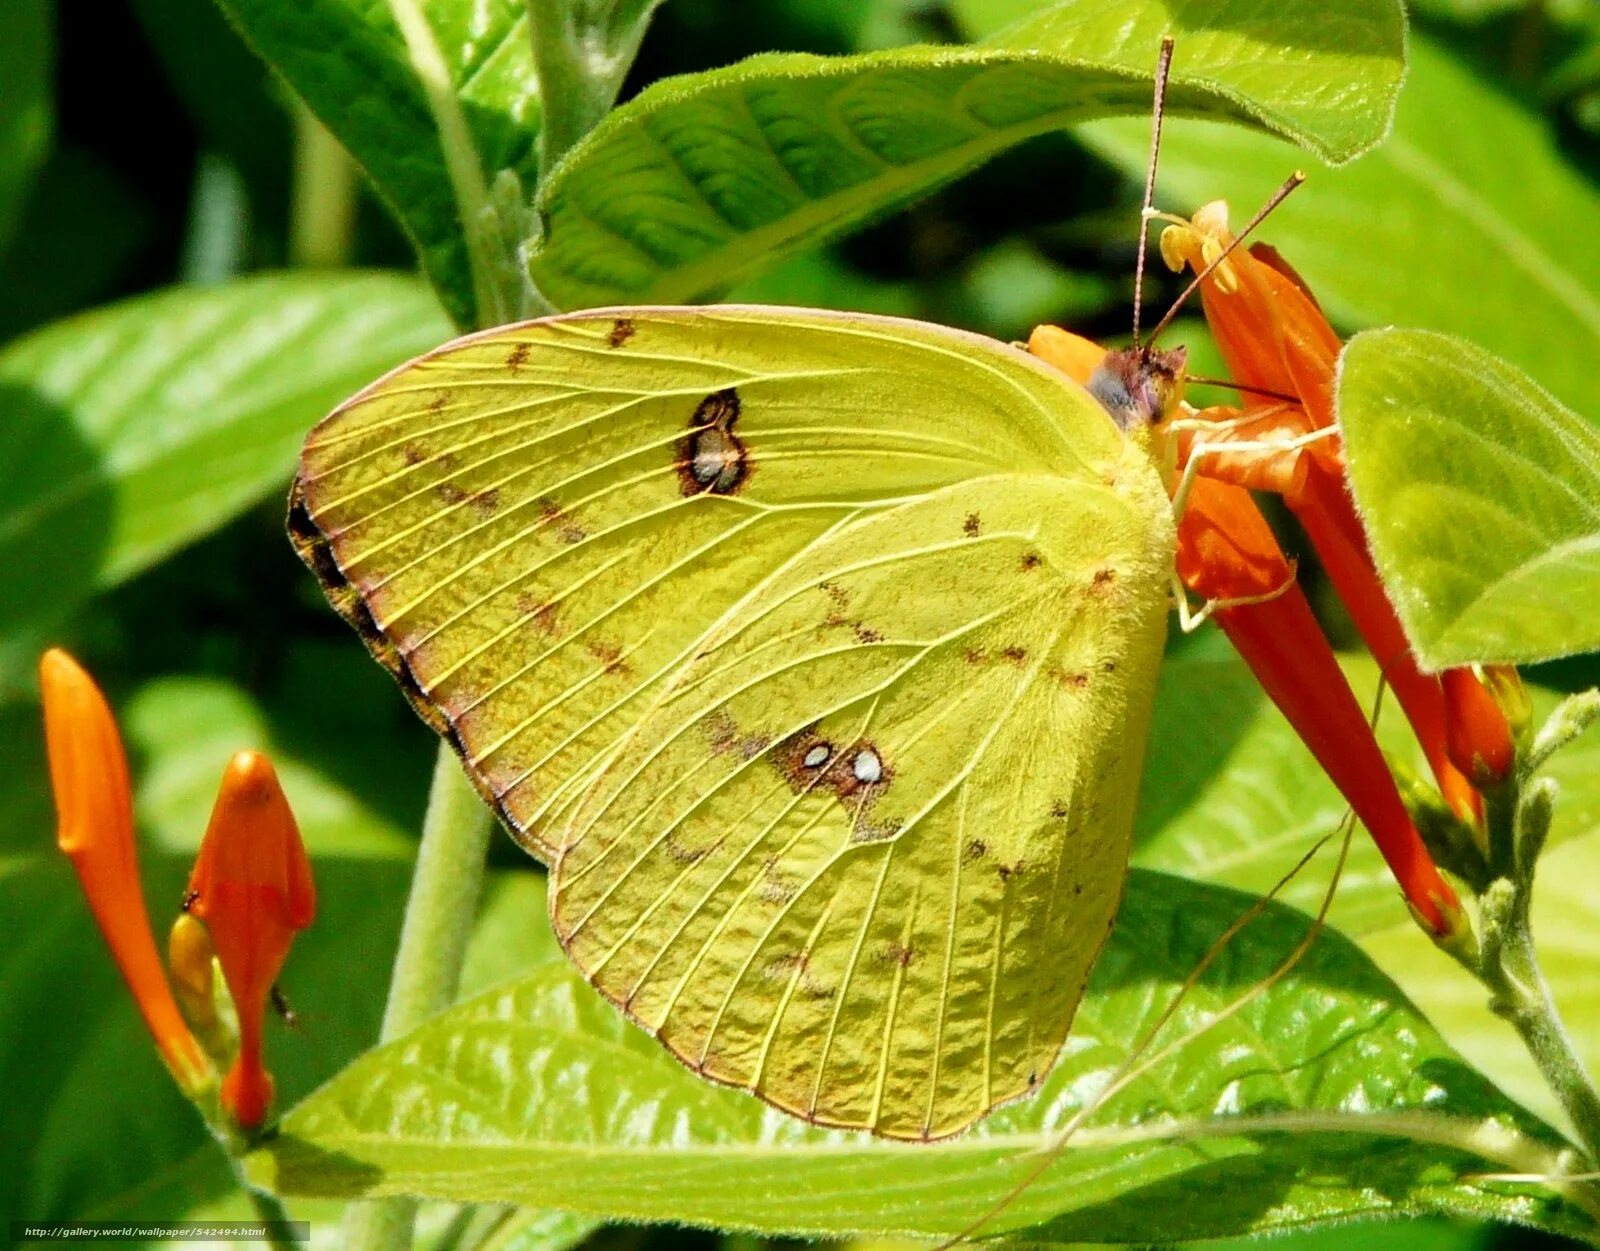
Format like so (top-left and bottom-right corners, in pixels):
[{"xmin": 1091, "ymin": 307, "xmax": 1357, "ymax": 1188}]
[{"xmin": 292, "ymin": 306, "xmax": 1174, "ymax": 1137}]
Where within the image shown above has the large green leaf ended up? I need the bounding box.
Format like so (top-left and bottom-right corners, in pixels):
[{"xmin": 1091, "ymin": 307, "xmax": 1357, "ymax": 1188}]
[
  {"xmin": 0, "ymin": 272, "xmax": 450, "ymax": 691},
  {"xmin": 1135, "ymin": 638, "xmax": 1600, "ymax": 934},
  {"xmin": 215, "ymin": 0, "xmax": 541, "ymax": 328},
  {"xmin": 248, "ymin": 869, "xmax": 1589, "ymax": 1245},
  {"xmin": 523, "ymin": 0, "xmax": 1404, "ymax": 310},
  {"xmin": 0, "ymin": 0, "xmax": 51, "ymax": 257},
  {"xmin": 1063, "ymin": 34, "xmax": 1600, "ymax": 414},
  {"xmin": 1337, "ymin": 327, "xmax": 1600, "ymax": 669}
]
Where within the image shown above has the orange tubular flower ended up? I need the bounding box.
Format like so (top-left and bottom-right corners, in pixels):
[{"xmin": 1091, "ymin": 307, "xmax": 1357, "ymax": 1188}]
[
  {"xmin": 40, "ymin": 650, "xmax": 210, "ymax": 1093},
  {"xmin": 186, "ymin": 752, "xmax": 316, "ymax": 1130},
  {"xmin": 1161, "ymin": 206, "xmax": 1486, "ymax": 825},
  {"xmin": 1027, "ymin": 328, "xmax": 1464, "ymax": 937}
]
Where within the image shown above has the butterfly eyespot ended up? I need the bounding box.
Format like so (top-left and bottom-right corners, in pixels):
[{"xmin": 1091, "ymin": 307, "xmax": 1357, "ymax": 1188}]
[
  {"xmin": 505, "ymin": 342, "xmax": 531, "ymax": 372},
  {"xmin": 607, "ymin": 318, "xmax": 635, "ymax": 348},
  {"xmin": 852, "ymin": 747, "xmax": 884, "ymax": 784},
  {"xmin": 802, "ymin": 744, "xmax": 831, "ymax": 769},
  {"xmin": 963, "ymin": 512, "xmax": 981, "ymax": 536},
  {"xmin": 680, "ymin": 388, "xmax": 748, "ymax": 496}
]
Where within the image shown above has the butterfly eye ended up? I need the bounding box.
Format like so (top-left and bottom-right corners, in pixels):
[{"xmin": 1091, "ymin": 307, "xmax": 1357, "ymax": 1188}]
[
  {"xmin": 852, "ymin": 748, "xmax": 884, "ymax": 785},
  {"xmin": 802, "ymin": 744, "xmax": 831, "ymax": 769}
]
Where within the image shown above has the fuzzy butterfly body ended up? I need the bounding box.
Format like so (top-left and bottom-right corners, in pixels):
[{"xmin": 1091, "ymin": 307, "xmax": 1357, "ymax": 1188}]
[{"xmin": 291, "ymin": 306, "xmax": 1175, "ymax": 1139}]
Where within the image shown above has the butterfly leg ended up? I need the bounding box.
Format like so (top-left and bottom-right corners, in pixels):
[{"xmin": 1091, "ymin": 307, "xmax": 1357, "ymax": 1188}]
[
  {"xmin": 1167, "ymin": 424, "xmax": 1341, "ymax": 526},
  {"xmin": 1171, "ymin": 560, "xmax": 1300, "ymax": 634}
]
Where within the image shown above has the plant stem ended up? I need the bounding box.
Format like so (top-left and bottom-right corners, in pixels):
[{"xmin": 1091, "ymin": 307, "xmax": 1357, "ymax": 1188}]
[
  {"xmin": 528, "ymin": 0, "xmax": 664, "ymax": 179},
  {"xmin": 243, "ymin": 1177, "xmax": 300, "ymax": 1251},
  {"xmin": 290, "ymin": 103, "xmax": 358, "ymax": 269},
  {"xmin": 341, "ymin": 745, "xmax": 494, "ymax": 1251}
]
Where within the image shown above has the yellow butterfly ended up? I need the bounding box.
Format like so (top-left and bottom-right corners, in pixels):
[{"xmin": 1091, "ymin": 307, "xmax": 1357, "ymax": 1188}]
[{"xmin": 291, "ymin": 307, "xmax": 1175, "ymax": 1140}]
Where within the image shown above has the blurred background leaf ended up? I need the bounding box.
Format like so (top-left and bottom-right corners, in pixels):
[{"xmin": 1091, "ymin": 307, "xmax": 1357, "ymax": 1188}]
[
  {"xmin": 0, "ymin": 0, "xmax": 53, "ymax": 257},
  {"xmin": 0, "ymin": 273, "xmax": 450, "ymax": 699}
]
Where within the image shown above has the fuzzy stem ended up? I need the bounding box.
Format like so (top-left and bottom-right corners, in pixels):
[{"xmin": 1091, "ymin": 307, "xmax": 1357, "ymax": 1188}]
[{"xmin": 341, "ymin": 748, "xmax": 494, "ymax": 1251}]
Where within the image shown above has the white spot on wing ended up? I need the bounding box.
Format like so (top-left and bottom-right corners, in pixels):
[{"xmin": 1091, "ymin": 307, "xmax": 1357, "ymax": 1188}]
[
  {"xmin": 803, "ymin": 744, "xmax": 831, "ymax": 769},
  {"xmin": 853, "ymin": 748, "xmax": 883, "ymax": 784}
]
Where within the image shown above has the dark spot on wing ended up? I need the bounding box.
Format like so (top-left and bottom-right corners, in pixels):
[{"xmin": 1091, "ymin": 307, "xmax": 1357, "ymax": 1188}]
[
  {"xmin": 427, "ymin": 392, "xmax": 448, "ymax": 414},
  {"xmin": 1051, "ymin": 667, "xmax": 1088, "ymax": 689},
  {"xmin": 403, "ymin": 443, "xmax": 429, "ymax": 466},
  {"xmin": 537, "ymin": 496, "xmax": 587, "ymax": 544},
  {"xmin": 1021, "ymin": 551, "xmax": 1041, "ymax": 571},
  {"xmin": 1091, "ymin": 566, "xmax": 1119, "ymax": 592},
  {"xmin": 963, "ymin": 838, "xmax": 988, "ymax": 863},
  {"xmin": 584, "ymin": 637, "xmax": 632, "ymax": 676},
  {"xmin": 879, "ymin": 942, "xmax": 919, "ymax": 968},
  {"xmin": 608, "ymin": 318, "xmax": 635, "ymax": 347},
  {"xmin": 678, "ymin": 388, "xmax": 748, "ymax": 496},
  {"xmin": 996, "ymin": 860, "xmax": 1024, "ymax": 882},
  {"xmin": 1000, "ymin": 645, "xmax": 1027, "ymax": 665},
  {"xmin": 963, "ymin": 513, "xmax": 981, "ymax": 537},
  {"xmin": 963, "ymin": 647, "xmax": 987, "ymax": 665},
  {"xmin": 1050, "ymin": 800, "xmax": 1070, "ymax": 819},
  {"xmin": 436, "ymin": 482, "xmax": 467, "ymax": 505},
  {"xmin": 853, "ymin": 623, "xmax": 884, "ymax": 644},
  {"xmin": 516, "ymin": 593, "xmax": 562, "ymax": 637},
  {"xmin": 705, "ymin": 709, "xmax": 770, "ymax": 760},
  {"xmin": 505, "ymin": 342, "xmax": 531, "ymax": 372},
  {"xmin": 470, "ymin": 488, "xmax": 500, "ymax": 517}
]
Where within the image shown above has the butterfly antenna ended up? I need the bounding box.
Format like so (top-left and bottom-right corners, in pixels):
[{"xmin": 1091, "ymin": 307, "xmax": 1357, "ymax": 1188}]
[
  {"xmin": 1131, "ymin": 36, "xmax": 1175, "ymax": 350},
  {"xmin": 1184, "ymin": 375, "xmax": 1299, "ymax": 404},
  {"xmin": 935, "ymin": 809, "xmax": 1354, "ymax": 1249},
  {"xmin": 1144, "ymin": 170, "xmax": 1307, "ymax": 348}
]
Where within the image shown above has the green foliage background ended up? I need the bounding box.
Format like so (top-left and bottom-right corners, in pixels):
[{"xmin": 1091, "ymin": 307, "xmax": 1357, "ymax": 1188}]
[{"xmin": 2, "ymin": 2, "xmax": 1598, "ymax": 1249}]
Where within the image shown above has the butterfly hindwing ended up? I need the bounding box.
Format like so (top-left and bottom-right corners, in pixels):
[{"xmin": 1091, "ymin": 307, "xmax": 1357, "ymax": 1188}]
[{"xmin": 292, "ymin": 305, "xmax": 1174, "ymax": 1137}]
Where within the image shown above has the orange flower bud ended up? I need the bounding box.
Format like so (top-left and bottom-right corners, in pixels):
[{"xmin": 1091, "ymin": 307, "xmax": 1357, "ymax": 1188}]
[
  {"xmin": 40, "ymin": 649, "xmax": 209, "ymax": 1093},
  {"xmin": 185, "ymin": 751, "xmax": 315, "ymax": 1129},
  {"xmin": 1442, "ymin": 667, "xmax": 1517, "ymax": 787}
]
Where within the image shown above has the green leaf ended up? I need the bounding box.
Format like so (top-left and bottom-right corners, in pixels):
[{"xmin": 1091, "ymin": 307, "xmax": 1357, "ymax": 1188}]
[
  {"xmin": 0, "ymin": 0, "xmax": 51, "ymax": 256},
  {"xmin": 1134, "ymin": 638, "xmax": 1600, "ymax": 934},
  {"xmin": 248, "ymin": 869, "xmax": 1588, "ymax": 1245},
  {"xmin": 0, "ymin": 272, "xmax": 450, "ymax": 685},
  {"xmin": 216, "ymin": 0, "xmax": 540, "ymax": 328},
  {"xmin": 1337, "ymin": 327, "xmax": 1600, "ymax": 669},
  {"xmin": 1068, "ymin": 35, "xmax": 1600, "ymax": 414},
  {"xmin": 524, "ymin": 0, "xmax": 1404, "ymax": 310}
]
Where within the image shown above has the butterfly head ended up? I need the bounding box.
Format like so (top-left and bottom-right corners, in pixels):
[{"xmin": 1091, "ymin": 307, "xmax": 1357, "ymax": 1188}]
[{"xmin": 1086, "ymin": 344, "xmax": 1188, "ymax": 432}]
